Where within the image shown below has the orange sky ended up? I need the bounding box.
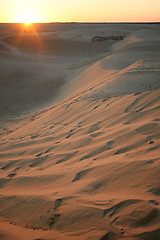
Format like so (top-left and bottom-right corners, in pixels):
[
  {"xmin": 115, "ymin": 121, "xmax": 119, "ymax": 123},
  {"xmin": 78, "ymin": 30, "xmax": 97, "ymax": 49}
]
[{"xmin": 0, "ymin": 0, "xmax": 160, "ymax": 23}]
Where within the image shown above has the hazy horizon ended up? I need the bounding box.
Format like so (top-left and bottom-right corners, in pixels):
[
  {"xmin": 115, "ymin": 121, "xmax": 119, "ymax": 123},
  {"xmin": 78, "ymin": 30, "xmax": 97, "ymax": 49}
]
[{"xmin": 0, "ymin": 21, "xmax": 160, "ymax": 24}]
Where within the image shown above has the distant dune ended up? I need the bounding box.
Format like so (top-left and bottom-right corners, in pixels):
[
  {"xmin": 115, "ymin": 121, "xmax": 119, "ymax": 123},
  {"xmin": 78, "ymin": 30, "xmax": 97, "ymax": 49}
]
[{"xmin": 0, "ymin": 23, "xmax": 160, "ymax": 240}]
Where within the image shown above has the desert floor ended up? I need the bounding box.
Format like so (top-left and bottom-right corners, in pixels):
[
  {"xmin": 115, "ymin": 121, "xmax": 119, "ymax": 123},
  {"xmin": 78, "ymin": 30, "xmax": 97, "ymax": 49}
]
[{"xmin": 0, "ymin": 23, "xmax": 160, "ymax": 240}]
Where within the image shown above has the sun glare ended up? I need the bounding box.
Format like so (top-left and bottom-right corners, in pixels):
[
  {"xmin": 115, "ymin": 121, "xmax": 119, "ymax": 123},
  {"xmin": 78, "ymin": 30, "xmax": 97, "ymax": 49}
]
[{"xmin": 17, "ymin": 12, "xmax": 37, "ymax": 24}]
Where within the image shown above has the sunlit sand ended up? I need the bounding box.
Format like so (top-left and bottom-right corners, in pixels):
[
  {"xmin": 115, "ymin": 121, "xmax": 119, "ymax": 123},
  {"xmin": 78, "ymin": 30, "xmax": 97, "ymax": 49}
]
[{"xmin": 0, "ymin": 23, "xmax": 160, "ymax": 240}]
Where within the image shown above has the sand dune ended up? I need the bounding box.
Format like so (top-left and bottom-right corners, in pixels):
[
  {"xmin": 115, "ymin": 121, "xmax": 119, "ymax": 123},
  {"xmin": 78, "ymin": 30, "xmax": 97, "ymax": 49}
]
[
  {"xmin": 0, "ymin": 24, "xmax": 116, "ymax": 130},
  {"xmin": 0, "ymin": 23, "xmax": 160, "ymax": 240}
]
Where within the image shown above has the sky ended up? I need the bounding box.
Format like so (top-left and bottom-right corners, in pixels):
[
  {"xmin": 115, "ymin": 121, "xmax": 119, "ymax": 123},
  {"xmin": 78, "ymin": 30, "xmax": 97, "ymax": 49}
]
[{"xmin": 0, "ymin": 0, "xmax": 160, "ymax": 23}]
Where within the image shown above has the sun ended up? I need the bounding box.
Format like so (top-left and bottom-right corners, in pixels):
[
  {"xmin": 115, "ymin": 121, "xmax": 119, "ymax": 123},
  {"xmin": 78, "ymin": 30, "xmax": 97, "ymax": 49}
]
[{"xmin": 17, "ymin": 12, "xmax": 37, "ymax": 24}]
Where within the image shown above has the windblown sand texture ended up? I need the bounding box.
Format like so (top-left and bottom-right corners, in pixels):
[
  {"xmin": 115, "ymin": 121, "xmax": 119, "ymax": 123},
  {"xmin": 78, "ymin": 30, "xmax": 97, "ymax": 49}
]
[{"xmin": 0, "ymin": 23, "xmax": 160, "ymax": 240}]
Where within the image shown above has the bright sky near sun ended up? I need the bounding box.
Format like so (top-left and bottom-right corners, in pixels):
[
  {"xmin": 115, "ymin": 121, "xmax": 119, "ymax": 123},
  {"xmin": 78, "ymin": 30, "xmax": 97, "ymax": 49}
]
[{"xmin": 0, "ymin": 0, "xmax": 160, "ymax": 23}]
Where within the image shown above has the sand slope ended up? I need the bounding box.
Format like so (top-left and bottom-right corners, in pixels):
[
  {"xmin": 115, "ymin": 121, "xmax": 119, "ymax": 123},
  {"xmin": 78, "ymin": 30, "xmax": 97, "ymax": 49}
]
[
  {"xmin": 0, "ymin": 23, "xmax": 160, "ymax": 240},
  {"xmin": 0, "ymin": 23, "xmax": 117, "ymax": 127}
]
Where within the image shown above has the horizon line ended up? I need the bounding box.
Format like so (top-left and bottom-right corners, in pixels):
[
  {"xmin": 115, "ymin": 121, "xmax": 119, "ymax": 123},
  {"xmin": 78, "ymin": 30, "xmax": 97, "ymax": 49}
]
[{"xmin": 0, "ymin": 21, "xmax": 160, "ymax": 24}]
